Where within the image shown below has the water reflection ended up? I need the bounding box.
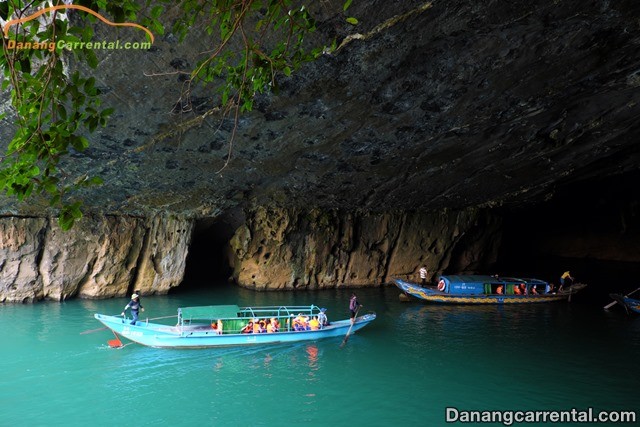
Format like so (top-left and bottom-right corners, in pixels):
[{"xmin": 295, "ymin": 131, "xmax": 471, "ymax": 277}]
[
  {"xmin": 306, "ymin": 344, "xmax": 319, "ymax": 371},
  {"xmin": 203, "ymin": 341, "xmax": 323, "ymax": 379}
]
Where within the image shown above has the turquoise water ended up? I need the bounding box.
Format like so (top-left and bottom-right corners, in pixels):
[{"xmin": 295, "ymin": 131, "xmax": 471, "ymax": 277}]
[{"xmin": 1, "ymin": 285, "xmax": 638, "ymax": 426}]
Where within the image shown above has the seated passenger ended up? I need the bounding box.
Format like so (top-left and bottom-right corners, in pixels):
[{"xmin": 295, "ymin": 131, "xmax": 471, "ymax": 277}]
[
  {"xmin": 253, "ymin": 318, "xmax": 265, "ymax": 333},
  {"xmin": 302, "ymin": 315, "xmax": 311, "ymax": 330},
  {"xmin": 309, "ymin": 316, "xmax": 320, "ymax": 330},
  {"xmin": 267, "ymin": 318, "xmax": 279, "ymax": 333},
  {"xmin": 496, "ymin": 285, "xmax": 504, "ymax": 295},
  {"xmin": 519, "ymin": 284, "xmax": 526, "ymax": 295},
  {"xmin": 241, "ymin": 321, "xmax": 253, "ymax": 334},
  {"xmin": 292, "ymin": 316, "xmax": 302, "ymax": 331},
  {"xmin": 293, "ymin": 313, "xmax": 308, "ymax": 331},
  {"xmin": 531, "ymin": 285, "xmax": 538, "ymax": 295},
  {"xmin": 211, "ymin": 319, "xmax": 223, "ymax": 334},
  {"xmin": 513, "ymin": 286, "xmax": 522, "ymax": 295}
]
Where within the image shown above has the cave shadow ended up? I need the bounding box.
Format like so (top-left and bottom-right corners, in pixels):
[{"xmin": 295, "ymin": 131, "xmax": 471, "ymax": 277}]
[
  {"xmin": 493, "ymin": 170, "xmax": 640, "ymax": 307},
  {"xmin": 174, "ymin": 209, "xmax": 245, "ymax": 292}
]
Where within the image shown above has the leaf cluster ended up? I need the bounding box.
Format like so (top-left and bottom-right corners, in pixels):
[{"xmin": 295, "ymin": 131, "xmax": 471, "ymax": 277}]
[
  {"xmin": 0, "ymin": 0, "xmax": 128, "ymax": 229},
  {"xmin": 0, "ymin": 0, "xmax": 356, "ymax": 229},
  {"xmin": 170, "ymin": 0, "xmax": 356, "ymax": 113}
]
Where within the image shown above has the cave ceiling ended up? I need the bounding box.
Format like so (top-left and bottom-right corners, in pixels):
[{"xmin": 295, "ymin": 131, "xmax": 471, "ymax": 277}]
[{"xmin": 1, "ymin": 0, "xmax": 639, "ymax": 218}]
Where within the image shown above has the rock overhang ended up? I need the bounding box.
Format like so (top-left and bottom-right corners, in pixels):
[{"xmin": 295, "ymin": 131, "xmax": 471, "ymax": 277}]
[{"xmin": 1, "ymin": 0, "xmax": 639, "ymax": 217}]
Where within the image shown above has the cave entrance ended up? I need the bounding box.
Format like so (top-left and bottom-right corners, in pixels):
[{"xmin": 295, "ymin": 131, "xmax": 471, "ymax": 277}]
[{"xmin": 178, "ymin": 209, "xmax": 245, "ymax": 290}]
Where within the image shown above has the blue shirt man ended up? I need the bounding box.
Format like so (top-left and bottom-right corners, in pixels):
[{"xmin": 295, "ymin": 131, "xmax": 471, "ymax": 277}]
[{"xmin": 121, "ymin": 293, "xmax": 144, "ymax": 325}]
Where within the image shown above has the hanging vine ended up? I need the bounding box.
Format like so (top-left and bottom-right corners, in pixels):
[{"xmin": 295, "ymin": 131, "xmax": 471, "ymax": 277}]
[{"xmin": 0, "ymin": 0, "xmax": 356, "ymax": 229}]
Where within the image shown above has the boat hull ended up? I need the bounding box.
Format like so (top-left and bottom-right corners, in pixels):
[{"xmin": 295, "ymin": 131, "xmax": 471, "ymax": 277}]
[
  {"xmin": 394, "ymin": 279, "xmax": 586, "ymax": 304},
  {"xmin": 609, "ymin": 294, "xmax": 640, "ymax": 314},
  {"xmin": 625, "ymin": 298, "xmax": 640, "ymax": 314},
  {"xmin": 95, "ymin": 313, "xmax": 376, "ymax": 348}
]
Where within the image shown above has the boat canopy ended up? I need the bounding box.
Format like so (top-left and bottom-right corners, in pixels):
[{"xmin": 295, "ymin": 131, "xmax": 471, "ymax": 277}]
[
  {"xmin": 177, "ymin": 304, "xmax": 323, "ymax": 322},
  {"xmin": 440, "ymin": 275, "xmax": 549, "ymax": 295},
  {"xmin": 178, "ymin": 305, "xmax": 240, "ymax": 321}
]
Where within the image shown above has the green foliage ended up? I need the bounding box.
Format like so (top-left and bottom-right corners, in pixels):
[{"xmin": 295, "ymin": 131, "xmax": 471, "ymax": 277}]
[
  {"xmin": 0, "ymin": 0, "xmax": 151, "ymax": 229},
  {"xmin": 343, "ymin": 0, "xmax": 358, "ymax": 25},
  {"xmin": 169, "ymin": 0, "xmax": 331, "ymax": 114},
  {"xmin": 1, "ymin": 0, "xmax": 355, "ymax": 229}
]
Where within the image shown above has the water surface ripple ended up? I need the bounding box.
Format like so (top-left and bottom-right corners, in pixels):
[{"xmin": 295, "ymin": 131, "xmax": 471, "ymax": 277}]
[{"xmin": 1, "ymin": 285, "xmax": 638, "ymax": 426}]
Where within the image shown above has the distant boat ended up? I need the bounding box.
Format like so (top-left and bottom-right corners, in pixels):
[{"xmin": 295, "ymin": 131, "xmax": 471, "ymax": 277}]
[
  {"xmin": 394, "ymin": 275, "xmax": 586, "ymax": 304},
  {"xmin": 608, "ymin": 294, "xmax": 640, "ymax": 314},
  {"xmin": 95, "ymin": 304, "xmax": 376, "ymax": 349}
]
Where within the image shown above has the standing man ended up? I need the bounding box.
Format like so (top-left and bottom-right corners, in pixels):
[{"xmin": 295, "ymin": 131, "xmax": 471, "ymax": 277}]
[
  {"xmin": 559, "ymin": 271, "xmax": 574, "ymax": 291},
  {"xmin": 419, "ymin": 266, "xmax": 428, "ymax": 286},
  {"xmin": 121, "ymin": 293, "xmax": 144, "ymax": 325},
  {"xmin": 349, "ymin": 293, "xmax": 362, "ymax": 324}
]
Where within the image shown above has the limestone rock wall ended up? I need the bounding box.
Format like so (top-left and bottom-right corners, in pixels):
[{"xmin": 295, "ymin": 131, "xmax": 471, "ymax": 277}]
[
  {"xmin": 228, "ymin": 207, "xmax": 502, "ymax": 290},
  {"xmin": 0, "ymin": 217, "xmax": 47, "ymax": 303},
  {"xmin": 0, "ymin": 215, "xmax": 194, "ymax": 302}
]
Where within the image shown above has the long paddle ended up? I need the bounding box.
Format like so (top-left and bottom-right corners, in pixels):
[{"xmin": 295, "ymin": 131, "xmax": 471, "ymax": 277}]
[
  {"xmin": 604, "ymin": 287, "xmax": 640, "ymax": 310},
  {"xmin": 340, "ymin": 306, "xmax": 361, "ymax": 348},
  {"xmin": 80, "ymin": 312, "xmax": 124, "ymax": 335},
  {"xmin": 80, "ymin": 326, "xmax": 108, "ymax": 335}
]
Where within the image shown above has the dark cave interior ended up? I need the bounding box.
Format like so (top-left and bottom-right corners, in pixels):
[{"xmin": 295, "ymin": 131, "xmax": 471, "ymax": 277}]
[
  {"xmin": 180, "ymin": 170, "xmax": 640, "ymax": 307},
  {"xmin": 496, "ymin": 170, "xmax": 640, "ymax": 305},
  {"xmin": 179, "ymin": 210, "xmax": 243, "ymax": 291}
]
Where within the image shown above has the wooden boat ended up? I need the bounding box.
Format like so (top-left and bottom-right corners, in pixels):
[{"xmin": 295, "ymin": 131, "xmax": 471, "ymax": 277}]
[
  {"xmin": 94, "ymin": 304, "xmax": 376, "ymax": 349},
  {"xmin": 608, "ymin": 294, "xmax": 640, "ymax": 314},
  {"xmin": 394, "ymin": 275, "xmax": 587, "ymax": 304}
]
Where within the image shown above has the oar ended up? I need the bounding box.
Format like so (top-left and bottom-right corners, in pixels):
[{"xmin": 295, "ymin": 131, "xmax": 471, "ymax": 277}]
[
  {"xmin": 340, "ymin": 306, "xmax": 361, "ymax": 348},
  {"xmin": 604, "ymin": 287, "xmax": 640, "ymax": 310},
  {"xmin": 108, "ymin": 331, "xmax": 124, "ymax": 348},
  {"xmin": 107, "ymin": 338, "xmax": 123, "ymax": 348},
  {"xmin": 80, "ymin": 312, "xmax": 128, "ymax": 334},
  {"xmin": 107, "ymin": 316, "xmax": 127, "ymax": 348},
  {"xmin": 80, "ymin": 326, "xmax": 107, "ymax": 335}
]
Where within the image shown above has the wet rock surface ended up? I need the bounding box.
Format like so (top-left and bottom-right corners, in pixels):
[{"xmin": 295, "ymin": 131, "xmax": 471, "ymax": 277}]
[{"xmin": 227, "ymin": 206, "xmax": 503, "ymax": 290}]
